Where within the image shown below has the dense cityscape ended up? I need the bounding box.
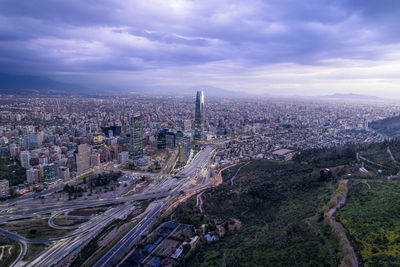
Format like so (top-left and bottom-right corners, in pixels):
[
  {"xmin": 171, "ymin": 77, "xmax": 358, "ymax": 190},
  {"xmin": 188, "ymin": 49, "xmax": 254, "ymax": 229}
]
[
  {"xmin": 0, "ymin": 93, "xmax": 398, "ymax": 191},
  {"xmin": 2, "ymin": 0, "xmax": 400, "ymax": 266},
  {"xmin": 0, "ymin": 91, "xmax": 399, "ymax": 266}
]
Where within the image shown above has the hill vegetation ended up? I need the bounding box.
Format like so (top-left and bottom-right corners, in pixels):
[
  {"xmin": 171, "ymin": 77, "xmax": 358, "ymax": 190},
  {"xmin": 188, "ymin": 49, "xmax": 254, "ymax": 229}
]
[
  {"xmin": 171, "ymin": 140, "xmax": 400, "ymax": 266},
  {"xmin": 369, "ymin": 116, "xmax": 400, "ymax": 137},
  {"xmin": 337, "ymin": 179, "xmax": 400, "ymax": 266},
  {"xmin": 172, "ymin": 160, "xmax": 341, "ymax": 266},
  {"xmin": 0, "ymin": 235, "xmax": 20, "ymax": 267}
]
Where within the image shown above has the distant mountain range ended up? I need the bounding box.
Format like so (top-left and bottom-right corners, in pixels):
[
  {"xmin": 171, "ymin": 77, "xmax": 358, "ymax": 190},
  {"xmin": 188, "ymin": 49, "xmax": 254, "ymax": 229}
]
[
  {"xmin": 128, "ymin": 85, "xmax": 247, "ymax": 97},
  {"xmin": 0, "ymin": 73, "xmax": 247, "ymax": 96},
  {"xmin": 0, "ymin": 73, "xmax": 386, "ymax": 99},
  {"xmin": 321, "ymin": 93, "xmax": 381, "ymax": 100},
  {"xmin": 0, "ymin": 73, "xmax": 89, "ymax": 94}
]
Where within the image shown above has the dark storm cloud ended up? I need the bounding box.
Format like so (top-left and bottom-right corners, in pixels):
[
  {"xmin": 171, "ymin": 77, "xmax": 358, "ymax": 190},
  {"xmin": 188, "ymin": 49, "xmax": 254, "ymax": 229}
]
[{"xmin": 0, "ymin": 0, "xmax": 400, "ymax": 90}]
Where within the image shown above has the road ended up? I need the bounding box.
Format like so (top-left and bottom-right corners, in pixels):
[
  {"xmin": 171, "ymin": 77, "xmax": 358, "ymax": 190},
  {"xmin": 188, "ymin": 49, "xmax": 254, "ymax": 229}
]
[
  {"xmin": 25, "ymin": 204, "xmax": 131, "ymax": 267},
  {"xmin": 93, "ymin": 198, "xmax": 174, "ymax": 267},
  {"xmin": 93, "ymin": 145, "xmax": 217, "ymax": 267},
  {"xmin": 0, "ymin": 144, "xmax": 218, "ymax": 267},
  {"xmin": 48, "ymin": 209, "xmax": 81, "ymax": 230}
]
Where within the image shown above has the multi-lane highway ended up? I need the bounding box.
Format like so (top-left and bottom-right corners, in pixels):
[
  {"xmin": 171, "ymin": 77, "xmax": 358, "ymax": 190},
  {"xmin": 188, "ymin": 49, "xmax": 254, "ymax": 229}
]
[
  {"xmin": 93, "ymin": 145, "xmax": 217, "ymax": 267},
  {"xmin": 0, "ymin": 144, "xmax": 218, "ymax": 267},
  {"xmin": 93, "ymin": 198, "xmax": 175, "ymax": 267},
  {"xmin": 26, "ymin": 204, "xmax": 132, "ymax": 267}
]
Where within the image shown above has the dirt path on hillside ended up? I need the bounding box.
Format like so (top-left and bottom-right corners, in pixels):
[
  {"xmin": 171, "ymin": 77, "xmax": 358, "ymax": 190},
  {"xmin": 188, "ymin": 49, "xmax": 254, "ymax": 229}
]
[
  {"xmin": 329, "ymin": 180, "xmax": 349, "ymax": 217},
  {"xmin": 387, "ymin": 146, "xmax": 398, "ymax": 164},
  {"xmin": 196, "ymin": 192, "xmax": 204, "ymax": 213},
  {"xmin": 230, "ymin": 162, "xmax": 251, "ymax": 186},
  {"xmin": 328, "ymin": 180, "xmax": 359, "ymax": 267}
]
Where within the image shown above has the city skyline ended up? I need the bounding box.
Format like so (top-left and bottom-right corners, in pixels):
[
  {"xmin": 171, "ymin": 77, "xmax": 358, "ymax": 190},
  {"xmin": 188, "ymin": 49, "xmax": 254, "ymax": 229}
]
[
  {"xmin": 1, "ymin": 91, "xmax": 400, "ymax": 266},
  {"xmin": 2, "ymin": 1, "xmax": 400, "ymax": 97},
  {"xmin": 2, "ymin": 1, "xmax": 400, "ymax": 265}
]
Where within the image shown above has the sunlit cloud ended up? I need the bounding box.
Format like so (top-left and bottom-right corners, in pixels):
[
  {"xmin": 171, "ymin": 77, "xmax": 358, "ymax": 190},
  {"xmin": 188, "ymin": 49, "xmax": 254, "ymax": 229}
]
[{"xmin": 1, "ymin": 0, "xmax": 400, "ymax": 96}]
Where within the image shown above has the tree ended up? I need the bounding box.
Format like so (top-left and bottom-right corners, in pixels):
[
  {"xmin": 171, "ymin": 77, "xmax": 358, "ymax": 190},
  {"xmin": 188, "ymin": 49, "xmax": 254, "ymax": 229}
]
[
  {"xmin": 318, "ymin": 170, "xmax": 326, "ymax": 182},
  {"xmin": 63, "ymin": 184, "xmax": 71, "ymax": 192}
]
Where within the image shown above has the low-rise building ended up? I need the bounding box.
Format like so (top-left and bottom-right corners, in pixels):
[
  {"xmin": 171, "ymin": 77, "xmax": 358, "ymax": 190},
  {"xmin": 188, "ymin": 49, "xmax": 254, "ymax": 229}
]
[{"xmin": 58, "ymin": 166, "xmax": 70, "ymax": 180}]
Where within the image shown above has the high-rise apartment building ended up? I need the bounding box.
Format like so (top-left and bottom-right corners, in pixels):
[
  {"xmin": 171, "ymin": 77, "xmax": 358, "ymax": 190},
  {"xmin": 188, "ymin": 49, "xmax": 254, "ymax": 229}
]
[
  {"xmin": 9, "ymin": 143, "xmax": 18, "ymax": 158},
  {"xmin": 194, "ymin": 90, "xmax": 205, "ymax": 141},
  {"xmin": 43, "ymin": 164, "xmax": 58, "ymax": 184},
  {"xmin": 26, "ymin": 168, "xmax": 36, "ymax": 184},
  {"xmin": 24, "ymin": 133, "xmax": 39, "ymax": 150},
  {"xmin": 178, "ymin": 137, "xmax": 191, "ymax": 167},
  {"xmin": 130, "ymin": 114, "xmax": 143, "ymax": 159},
  {"xmin": 182, "ymin": 119, "xmax": 192, "ymax": 131},
  {"xmin": 20, "ymin": 151, "xmax": 30, "ymax": 169},
  {"xmin": 76, "ymin": 143, "xmax": 90, "ymax": 175}
]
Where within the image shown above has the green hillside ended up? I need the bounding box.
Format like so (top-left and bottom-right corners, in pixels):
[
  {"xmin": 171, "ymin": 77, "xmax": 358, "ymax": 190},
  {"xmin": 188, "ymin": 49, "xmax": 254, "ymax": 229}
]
[{"xmin": 173, "ymin": 160, "xmax": 340, "ymax": 266}]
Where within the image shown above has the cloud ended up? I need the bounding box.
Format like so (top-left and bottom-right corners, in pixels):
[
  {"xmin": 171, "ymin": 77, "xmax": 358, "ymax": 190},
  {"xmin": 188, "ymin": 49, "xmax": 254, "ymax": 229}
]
[{"xmin": 1, "ymin": 0, "xmax": 400, "ymax": 95}]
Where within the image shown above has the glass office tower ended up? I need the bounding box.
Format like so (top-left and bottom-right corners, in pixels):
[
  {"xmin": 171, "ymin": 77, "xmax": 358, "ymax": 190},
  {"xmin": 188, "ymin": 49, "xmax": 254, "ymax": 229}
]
[{"xmin": 194, "ymin": 90, "xmax": 205, "ymax": 141}]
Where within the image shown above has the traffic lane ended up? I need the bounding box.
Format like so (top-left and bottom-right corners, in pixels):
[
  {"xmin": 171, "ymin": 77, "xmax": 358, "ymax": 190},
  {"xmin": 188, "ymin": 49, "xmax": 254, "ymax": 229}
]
[{"xmin": 94, "ymin": 202, "xmax": 167, "ymax": 267}]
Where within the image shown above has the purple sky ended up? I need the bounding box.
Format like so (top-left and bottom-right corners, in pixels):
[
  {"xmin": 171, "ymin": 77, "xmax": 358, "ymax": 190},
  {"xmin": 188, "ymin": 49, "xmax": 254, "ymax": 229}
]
[{"xmin": 1, "ymin": 0, "xmax": 400, "ymax": 96}]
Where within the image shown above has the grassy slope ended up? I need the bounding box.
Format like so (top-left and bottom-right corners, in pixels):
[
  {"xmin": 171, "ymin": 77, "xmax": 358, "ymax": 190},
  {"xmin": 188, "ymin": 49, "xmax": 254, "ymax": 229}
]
[
  {"xmin": 23, "ymin": 244, "xmax": 49, "ymax": 262},
  {"xmin": 360, "ymin": 143, "xmax": 400, "ymax": 175},
  {"xmin": 2, "ymin": 219, "xmax": 72, "ymax": 240},
  {"xmin": 0, "ymin": 235, "xmax": 20, "ymax": 267},
  {"xmin": 337, "ymin": 179, "xmax": 400, "ymax": 266},
  {"xmin": 174, "ymin": 160, "xmax": 340, "ymax": 266},
  {"xmin": 53, "ymin": 216, "xmax": 88, "ymax": 226}
]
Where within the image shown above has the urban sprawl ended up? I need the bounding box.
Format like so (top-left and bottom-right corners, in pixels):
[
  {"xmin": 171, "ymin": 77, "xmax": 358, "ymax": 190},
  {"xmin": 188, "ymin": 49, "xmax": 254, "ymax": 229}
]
[{"xmin": 0, "ymin": 92, "xmax": 399, "ymax": 266}]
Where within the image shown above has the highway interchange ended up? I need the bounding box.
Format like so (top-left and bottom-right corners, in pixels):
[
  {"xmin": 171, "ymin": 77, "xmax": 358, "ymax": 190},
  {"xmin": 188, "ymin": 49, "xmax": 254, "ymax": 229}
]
[{"xmin": 0, "ymin": 144, "xmax": 218, "ymax": 267}]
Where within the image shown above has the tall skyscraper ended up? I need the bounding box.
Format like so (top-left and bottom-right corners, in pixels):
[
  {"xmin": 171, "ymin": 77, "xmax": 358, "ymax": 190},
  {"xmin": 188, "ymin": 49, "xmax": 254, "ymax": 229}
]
[
  {"xmin": 194, "ymin": 90, "xmax": 205, "ymax": 141},
  {"xmin": 130, "ymin": 114, "xmax": 143, "ymax": 159}
]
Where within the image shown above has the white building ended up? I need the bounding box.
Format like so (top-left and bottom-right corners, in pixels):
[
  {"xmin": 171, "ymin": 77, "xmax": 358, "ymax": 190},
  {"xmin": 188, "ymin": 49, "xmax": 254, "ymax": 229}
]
[
  {"xmin": 20, "ymin": 151, "xmax": 30, "ymax": 169},
  {"xmin": 118, "ymin": 151, "xmax": 129, "ymax": 165},
  {"xmin": 26, "ymin": 168, "xmax": 36, "ymax": 184}
]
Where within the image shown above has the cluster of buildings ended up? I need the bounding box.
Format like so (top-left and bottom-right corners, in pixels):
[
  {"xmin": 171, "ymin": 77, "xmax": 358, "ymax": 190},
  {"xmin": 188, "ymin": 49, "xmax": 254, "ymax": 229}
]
[
  {"xmin": 0, "ymin": 92, "xmax": 399, "ymax": 195},
  {"xmin": 0, "ymin": 92, "xmax": 208, "ymax": 195}
]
